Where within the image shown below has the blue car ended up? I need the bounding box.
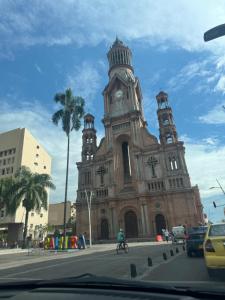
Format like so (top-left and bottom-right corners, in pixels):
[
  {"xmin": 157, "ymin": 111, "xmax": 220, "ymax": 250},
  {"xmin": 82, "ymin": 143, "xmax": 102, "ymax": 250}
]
[{"xmin": 186, "ymin": 226, "xmax": 208, "ymax": 257}]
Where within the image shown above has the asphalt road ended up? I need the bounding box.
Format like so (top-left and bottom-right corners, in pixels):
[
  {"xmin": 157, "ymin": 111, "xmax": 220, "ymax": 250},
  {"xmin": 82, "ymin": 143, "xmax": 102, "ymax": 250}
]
[{"xmin": 0, "ymin": 243, "xmax": 224, "ymax": 284}]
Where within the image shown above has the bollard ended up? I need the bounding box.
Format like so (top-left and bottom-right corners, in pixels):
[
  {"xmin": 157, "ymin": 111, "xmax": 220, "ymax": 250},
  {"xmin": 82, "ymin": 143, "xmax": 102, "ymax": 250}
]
[
  {"xmin": 176, "ymin": 247, "xmax": 179, "ymax": 253},
  {"xmin": 130, "ymin": 264, "xmax": 137, "ymax": 278},
  {"xmin": 148, "ymin": 257, "xmax": 153, "ymax": 267},
  {"xmin": 163, "ymin": 252, "xmax": 167, "ymax": 260},
  {"xmin": 170, "ymin": 249, "xmax": 174, "ymax": 256}
]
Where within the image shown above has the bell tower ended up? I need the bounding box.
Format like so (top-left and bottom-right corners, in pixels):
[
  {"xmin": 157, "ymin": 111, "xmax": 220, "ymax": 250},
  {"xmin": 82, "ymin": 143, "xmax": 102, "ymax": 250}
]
[
  {"xmin": 156, "ymin": 91, "xmax": 178, "ymax": 145},
  {"xmin": 82, "ymin": 114, "xmax": 97, "ymax": 162}
]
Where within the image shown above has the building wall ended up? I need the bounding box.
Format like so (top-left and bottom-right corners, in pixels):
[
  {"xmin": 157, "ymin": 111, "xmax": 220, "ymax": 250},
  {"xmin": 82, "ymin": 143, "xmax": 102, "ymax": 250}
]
[
  {"xmin": 0, "ymin": 128, "xmax": 52, "ymax": 240},
  {"xmin": 48, "ymin": 201, "xmax": 72, "ymax": 227}
]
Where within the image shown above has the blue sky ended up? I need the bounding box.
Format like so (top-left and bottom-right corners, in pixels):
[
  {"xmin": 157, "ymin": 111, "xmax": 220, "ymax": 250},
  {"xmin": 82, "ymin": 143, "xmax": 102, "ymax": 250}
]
[{"xmin": 1, "ymin": 0, "xmax": 225, "ymax": 222}]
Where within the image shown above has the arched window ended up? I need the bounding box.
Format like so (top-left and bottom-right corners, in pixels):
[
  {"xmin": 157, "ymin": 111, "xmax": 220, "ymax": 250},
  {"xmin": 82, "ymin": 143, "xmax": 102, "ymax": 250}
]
[
  {"xmin": 166, "ymin": 133, "xmax": 173, "ymax": 144},
  {"xmin": 122, "ymin": 142, "xmax": 131, "ymax": 182}
]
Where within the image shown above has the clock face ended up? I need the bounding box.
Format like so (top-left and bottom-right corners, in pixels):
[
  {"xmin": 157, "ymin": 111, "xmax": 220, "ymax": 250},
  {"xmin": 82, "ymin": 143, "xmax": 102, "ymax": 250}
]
[{"xmin": 115, "ymin": 89, "xmax": 123, "ymax": 99}]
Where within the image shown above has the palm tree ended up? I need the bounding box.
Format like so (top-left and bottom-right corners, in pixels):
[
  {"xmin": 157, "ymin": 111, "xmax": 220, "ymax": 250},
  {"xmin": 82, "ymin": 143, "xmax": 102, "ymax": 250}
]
[
  {"xmin": 52, "ymin": 88, "xmax": 85, "ymax": 249},
  {"xmin": 10, "ymin": 166, "xmax": 56, "ymax": 247},
  {"xmin": 0, "ymin": 177, "xmax": 17, "ymax": 213}
]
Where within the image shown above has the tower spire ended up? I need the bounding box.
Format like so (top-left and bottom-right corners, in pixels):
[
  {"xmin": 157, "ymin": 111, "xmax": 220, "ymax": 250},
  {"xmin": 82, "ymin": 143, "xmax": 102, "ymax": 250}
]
[{"xmin": 107, "ymin": 38, "xmax": 133, "ymax": 76}]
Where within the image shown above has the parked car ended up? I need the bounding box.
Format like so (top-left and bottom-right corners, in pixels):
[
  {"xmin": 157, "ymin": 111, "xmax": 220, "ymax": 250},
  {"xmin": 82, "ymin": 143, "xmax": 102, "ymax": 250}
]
[
  {"xmin": 203, "ymin": 223, "xmax": 225, "ymax": 277},
  {"xmin": 186, "ymin": 226, "xmax": 208, "ymax": 257}
]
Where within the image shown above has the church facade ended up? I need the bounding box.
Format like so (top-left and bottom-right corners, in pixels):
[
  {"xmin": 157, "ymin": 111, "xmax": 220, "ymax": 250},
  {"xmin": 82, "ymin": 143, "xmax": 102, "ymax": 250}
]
[{"xmin": 76, "ymin": 39, "xmax": 204, "ymax": 240}]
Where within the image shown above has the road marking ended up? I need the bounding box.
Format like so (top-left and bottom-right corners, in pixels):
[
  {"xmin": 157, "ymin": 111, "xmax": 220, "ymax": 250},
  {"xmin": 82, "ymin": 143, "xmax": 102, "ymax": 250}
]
[
  {"xmin": 3, "ymin": 252, "xmax": 112, "ymax": 278},
  {"xmin": 137, "ymin": 252, "xmax": 183, "ymax": 280}
]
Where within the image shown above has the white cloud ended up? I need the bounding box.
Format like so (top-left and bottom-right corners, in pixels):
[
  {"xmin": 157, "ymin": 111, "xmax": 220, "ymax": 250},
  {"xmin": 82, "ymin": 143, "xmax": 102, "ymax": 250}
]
[
  {"xmin": 183, "ymin": 136, "xmax": 225, "ymax": 199},
  {"xmin": 34, "ymin": 63, "xmax": 42, "ymax": 74},
  {"xmin": 0, "ymin": 97, "xmax": 83, "ymax": 204},
  {"xmin": 66, "ymin": 61, "xmax": 104, "ymax": 110},
  {"xmin": 1, "ymin": 0, "xmax": 225, "ymax": 58},
  {"xmin": 199, "ymin": 101, "xmax": 225, "ymax": 124},
  {"xmin": 214, "ymin": 75, "xmax": 225, "ymax": 93}
]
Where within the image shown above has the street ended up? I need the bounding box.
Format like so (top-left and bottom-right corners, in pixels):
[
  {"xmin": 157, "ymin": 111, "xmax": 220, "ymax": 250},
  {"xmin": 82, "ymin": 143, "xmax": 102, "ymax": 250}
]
[{"xmin": 0, "ymin": 242, "xmax": 224, "ymax": 284}]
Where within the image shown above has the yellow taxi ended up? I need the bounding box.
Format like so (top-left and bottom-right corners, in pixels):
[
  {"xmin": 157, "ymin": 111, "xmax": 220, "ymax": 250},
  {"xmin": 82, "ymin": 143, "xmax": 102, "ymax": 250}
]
[{"xmin": 203, "ymin": 222, "xmax": 225, "ymax": 276}]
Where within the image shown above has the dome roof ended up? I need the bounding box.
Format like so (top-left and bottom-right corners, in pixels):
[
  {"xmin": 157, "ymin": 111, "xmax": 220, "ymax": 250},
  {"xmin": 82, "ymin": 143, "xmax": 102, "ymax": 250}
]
[{"xmin": 107, "ymin": 38, "xmax": 133, "ymax": 72}]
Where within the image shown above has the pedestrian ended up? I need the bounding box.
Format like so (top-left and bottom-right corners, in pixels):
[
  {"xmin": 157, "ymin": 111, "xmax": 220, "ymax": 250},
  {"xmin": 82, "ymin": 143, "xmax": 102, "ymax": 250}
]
[
  {"xmin": 164, "ymin": 229, "xmax": 169, "ymax": 242},
  {"xmin": 82, "ymin": 233, "xmax": 86, "ymax": 249},
  {"xmin": 78, "ymin": 233, "xmax": 84, "ymax": 249}
]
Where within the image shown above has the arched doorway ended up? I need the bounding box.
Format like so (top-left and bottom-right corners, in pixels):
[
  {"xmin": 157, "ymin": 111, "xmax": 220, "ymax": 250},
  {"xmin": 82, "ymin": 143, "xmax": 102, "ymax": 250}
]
[
  {"xmin": 124, "ymin": 210, "xmax": 138, "ymax": 238},
  {"xmin": 155, "ymin": 214, "xmax": 166, "ymax": 235},
  {"xmin": 101, "ymin": 219, "xmax": 109, "ymax": 239}
]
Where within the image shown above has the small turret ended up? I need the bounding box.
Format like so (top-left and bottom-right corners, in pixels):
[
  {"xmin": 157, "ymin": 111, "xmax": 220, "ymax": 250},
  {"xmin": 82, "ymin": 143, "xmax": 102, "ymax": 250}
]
[
  {"xmin": 156, "ymin": 91, "xmax": 178, "ymax": 145},
  {"xmin": 82, "ymin": 114, "xmax": 97, "ymax": 161}
]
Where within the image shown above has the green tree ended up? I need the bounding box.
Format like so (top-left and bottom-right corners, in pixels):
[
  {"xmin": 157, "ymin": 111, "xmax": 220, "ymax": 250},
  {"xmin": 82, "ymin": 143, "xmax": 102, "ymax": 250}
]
[
  {"xmin": 52, "ymin": 88, "xmax": 85, "ymax": 249},
  {"xmin": 0, "ymin": 177, "xmax": 18, "ymax": 213},
  {"xmin": 9, "ymin": 166, "xmax": 55, "ymax": 247}
]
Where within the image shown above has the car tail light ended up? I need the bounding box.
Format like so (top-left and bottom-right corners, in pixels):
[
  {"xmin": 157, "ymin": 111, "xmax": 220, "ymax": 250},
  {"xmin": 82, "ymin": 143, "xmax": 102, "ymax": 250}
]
[{"xmin": 205, "ymin": 239, "xmax": 215, "ymax": 252}]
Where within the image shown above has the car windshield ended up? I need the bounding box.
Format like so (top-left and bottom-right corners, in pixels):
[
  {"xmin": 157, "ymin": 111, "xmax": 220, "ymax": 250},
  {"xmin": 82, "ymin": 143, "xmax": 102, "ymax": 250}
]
[
  {"xmin": 209, "ymin": 224, "xmax": 225, "ymax": 237},
  {"xmin": 0, "ymin": 0, "xmax": 225, "ymax": 294}
]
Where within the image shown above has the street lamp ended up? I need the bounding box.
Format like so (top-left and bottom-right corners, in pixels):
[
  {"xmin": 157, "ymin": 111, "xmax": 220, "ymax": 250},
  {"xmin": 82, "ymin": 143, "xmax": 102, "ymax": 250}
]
[
  {"xmin": 204, "ymin": 23, "xmax": 225, "ymax": 42},
  {"xmin": 209, "ymin": 179, "xmax": 225, "ymax": 208},
  {"xmin": 85, "ymin": 189, "xmax": 94, "ymax": 247}
]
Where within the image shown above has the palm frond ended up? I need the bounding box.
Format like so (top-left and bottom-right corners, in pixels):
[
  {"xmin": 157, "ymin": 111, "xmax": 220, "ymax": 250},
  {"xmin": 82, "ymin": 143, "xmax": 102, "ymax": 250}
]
[
  {"xmin": 54, "ymin": 93, "xmax": 66, "ymax": 105},
  {"xmin": 52, "ymin": 109, "xmax": 64, "ymax": 126}
]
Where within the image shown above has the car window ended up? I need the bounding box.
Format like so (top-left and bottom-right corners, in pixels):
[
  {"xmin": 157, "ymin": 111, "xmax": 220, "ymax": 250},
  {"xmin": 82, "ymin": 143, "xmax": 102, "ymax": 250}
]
[{"xmin": 209, "ymin": 224, "xmax": 225, "ymax": 237}]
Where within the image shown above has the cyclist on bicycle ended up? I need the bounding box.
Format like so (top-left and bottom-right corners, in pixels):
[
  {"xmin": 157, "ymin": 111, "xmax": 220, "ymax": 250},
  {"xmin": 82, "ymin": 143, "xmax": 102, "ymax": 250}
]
[{"xmin": 117, "ymin": 228, "xmax": 125, "ymax": 247}]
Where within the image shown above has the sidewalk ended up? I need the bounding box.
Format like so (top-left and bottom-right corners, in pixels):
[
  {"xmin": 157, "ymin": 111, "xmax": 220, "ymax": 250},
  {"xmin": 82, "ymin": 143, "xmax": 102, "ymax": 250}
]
[
  {"xmin": 0, "ymin": 241, "xmax": 169, "ymax": 271},
  {"xmin": 0, "ymin": 249, "xmax": 27, "ymax": 255}
]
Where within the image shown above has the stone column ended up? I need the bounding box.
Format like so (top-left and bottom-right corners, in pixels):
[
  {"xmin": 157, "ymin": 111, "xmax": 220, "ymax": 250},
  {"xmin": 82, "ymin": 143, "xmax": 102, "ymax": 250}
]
[
  {"xmin": 143, "ymin": 204, "xmax": 150, "ymax": 235},
  {"xmin": 110, "ymin": 207, "xmax": 115, "ymax": 238},
  {"xmin": 141, "ymin": 204, "xmax": 146, "ymax": 236}
]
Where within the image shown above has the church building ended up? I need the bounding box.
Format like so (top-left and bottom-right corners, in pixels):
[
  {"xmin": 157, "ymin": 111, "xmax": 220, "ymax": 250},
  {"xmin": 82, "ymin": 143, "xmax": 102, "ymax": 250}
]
[{"xmin": 76, "ymin": 38, "xmax": 204, "ymax": 240}]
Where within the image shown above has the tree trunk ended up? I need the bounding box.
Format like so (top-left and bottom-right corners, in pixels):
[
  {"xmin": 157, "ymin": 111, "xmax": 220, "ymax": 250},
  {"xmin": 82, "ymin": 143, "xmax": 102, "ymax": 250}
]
[
  {"xmin": 63, "ymin": 133, "xmax": 70, "ymax": 249},
  {"xmin": 23, "ymin": 209, "xmax": 29, "ymax": 248}
]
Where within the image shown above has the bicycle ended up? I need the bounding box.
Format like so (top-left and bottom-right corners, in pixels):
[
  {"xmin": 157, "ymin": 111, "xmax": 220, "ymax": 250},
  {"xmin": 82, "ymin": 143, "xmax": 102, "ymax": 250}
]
[{"xmin": 116, "ymin": 241, "xmax": 129, "ymax": 254}]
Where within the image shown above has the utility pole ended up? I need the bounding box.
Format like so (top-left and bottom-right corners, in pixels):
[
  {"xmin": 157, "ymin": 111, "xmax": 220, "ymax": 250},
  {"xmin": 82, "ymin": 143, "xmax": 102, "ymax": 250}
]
[{"xmin": 85, "ymin": 190, "xmax": 93, "ymax": 247}]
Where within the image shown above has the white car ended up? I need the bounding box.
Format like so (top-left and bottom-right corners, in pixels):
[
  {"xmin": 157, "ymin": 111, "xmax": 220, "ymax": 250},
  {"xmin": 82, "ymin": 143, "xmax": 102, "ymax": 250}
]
[{"xmin": 172, "ymin": 226, "xmax": 185, "ymax": 243}]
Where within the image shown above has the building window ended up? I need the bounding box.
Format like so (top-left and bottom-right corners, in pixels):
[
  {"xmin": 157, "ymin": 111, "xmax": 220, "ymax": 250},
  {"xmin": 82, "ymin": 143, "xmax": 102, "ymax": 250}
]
[
  {"xmin": 34, "ymin": 162, "xmax": 38, "ymax": 166},
  {"xmin": 3, "ymin": 159, "xmax": 6, "ymax": 166},
  {"xmin": 180, "ymin": 178, "xmax": 184, "ymax": 187},
  {"xmin": 43, "ymin": 166, "xmax": 46, "ymax": 169},
  {"xmin": 36, "ymin": 154, "xmax": 39, "ymax": 157},
  {"xmin": 12, "ymin": 157, "xmax": 15, "ymax": 163},
  {"xmin": 166, "ymin": 133, "xmax": 173, "ymax": 144},
  {"xmin": 122, "ymin": 142, "xmax": 131, "ymax": 182},
  {"xmin": 0, "ymin": 160, "xmax": 2, "ymax": 166},
  {"xmin": 0, "ymin": 210, "xmax": 4, "ymax": 218},
  {"xmin": 37, "ymin": 145, "xmax": 40, "ymax": 149},
  {"xmin": 40, "ymin": 213, "xmax": 43, "ymax": 218},
  {"xmin": 0, "ymin": 152, "xmax": 2, "ymax": 157},
  {"xmin": 12, "ymin": 148, "xmax": 16, "ymax": 154},
  {"xmin": 4, "ymin": 151, "xmax": 7, "ymax": 156},
  {"xmin": 2, "ymin": 169, "xmax": 5, "ymax": 175},
  {"xmin": 31, "ymin": 212, "xmax": 34, "ymax": 217},
  {"xmin": 7, "ymin": 158, "xmax": 11, "ymax": 164}
]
